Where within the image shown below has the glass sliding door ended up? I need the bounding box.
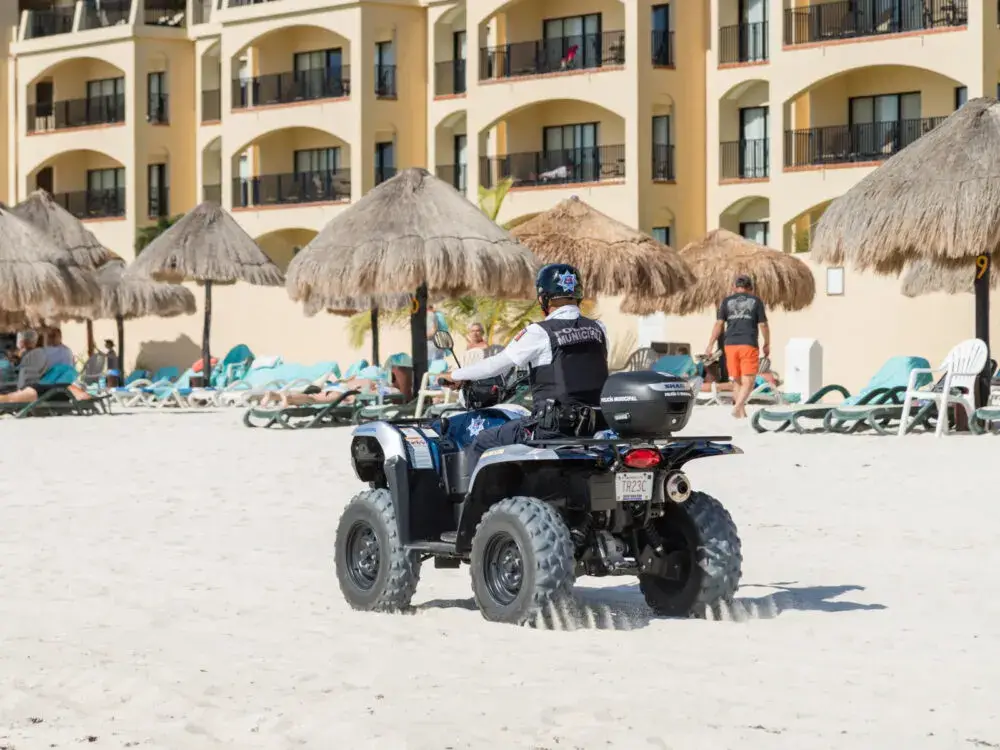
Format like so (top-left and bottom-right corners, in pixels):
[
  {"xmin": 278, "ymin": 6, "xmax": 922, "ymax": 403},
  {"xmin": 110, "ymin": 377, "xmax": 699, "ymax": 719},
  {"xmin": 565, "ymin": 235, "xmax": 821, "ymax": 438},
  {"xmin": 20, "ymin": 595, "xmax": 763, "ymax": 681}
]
[
  {"xmin": 542, "ymin": 122, "xmax": 599, "ymax": 182},
  {"xmin": 543, "ymin": 13, "xmax": 601, "ymax": 71},
  {"xmin": 739, "ymin": 106, "xmax": 768, "ymax": 178}
]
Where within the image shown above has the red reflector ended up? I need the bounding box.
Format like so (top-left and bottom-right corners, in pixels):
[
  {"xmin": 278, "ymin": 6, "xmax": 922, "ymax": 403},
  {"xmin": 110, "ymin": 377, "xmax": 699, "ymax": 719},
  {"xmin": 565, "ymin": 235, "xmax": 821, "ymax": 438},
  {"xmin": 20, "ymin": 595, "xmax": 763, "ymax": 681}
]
[{"xmin": 623, "ymin": 448, "xmax": 661, "ymax": 469}]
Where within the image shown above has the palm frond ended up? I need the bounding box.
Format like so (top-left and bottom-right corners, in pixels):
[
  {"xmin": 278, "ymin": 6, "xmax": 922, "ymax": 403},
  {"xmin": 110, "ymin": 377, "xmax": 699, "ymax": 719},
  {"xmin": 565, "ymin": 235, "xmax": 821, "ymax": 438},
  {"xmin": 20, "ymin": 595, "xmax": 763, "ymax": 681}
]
[
  {"xmin": 345, "ymin": 305, "xmax": 413, "ymax": 349},
  {"xmin": 135, "ymin": 214, "xmax": 183, "ymax": 255},
  {"xmin": 477, "ymin": 178, "xmax": 514, "ymax": 222}
]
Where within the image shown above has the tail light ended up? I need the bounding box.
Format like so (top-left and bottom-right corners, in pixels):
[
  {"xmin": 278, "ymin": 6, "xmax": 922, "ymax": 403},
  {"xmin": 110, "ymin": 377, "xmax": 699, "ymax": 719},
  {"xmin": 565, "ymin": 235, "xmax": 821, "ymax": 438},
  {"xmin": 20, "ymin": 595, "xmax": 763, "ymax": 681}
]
[{"xmin": 623, "ymin": 448, "xmax": 661, "ymax": 469}]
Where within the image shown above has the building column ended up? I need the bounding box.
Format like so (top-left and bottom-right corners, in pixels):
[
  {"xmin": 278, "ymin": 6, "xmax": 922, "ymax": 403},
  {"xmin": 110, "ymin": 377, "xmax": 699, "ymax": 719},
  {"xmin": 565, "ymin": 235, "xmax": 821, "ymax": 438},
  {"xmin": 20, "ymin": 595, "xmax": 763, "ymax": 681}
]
[
  {"xmin": 622, "ymin": 0, "xmax": 654, "ymax": 230},
  {"xmin": 350, "ymin": 7, "xmax": 376, "ymax": 200},
  {"xmin": 219, "ymin": 39, "xmax": 233, "ymax": 209}
]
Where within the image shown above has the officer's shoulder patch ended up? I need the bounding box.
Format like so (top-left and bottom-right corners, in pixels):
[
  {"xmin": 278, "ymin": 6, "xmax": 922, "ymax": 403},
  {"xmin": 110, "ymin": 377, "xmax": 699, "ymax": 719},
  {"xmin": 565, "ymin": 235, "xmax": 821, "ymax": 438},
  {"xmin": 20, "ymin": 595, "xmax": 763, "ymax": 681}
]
[{"xmin": 514, "ymin": 329, "xmax": 526, "ymax": 341}]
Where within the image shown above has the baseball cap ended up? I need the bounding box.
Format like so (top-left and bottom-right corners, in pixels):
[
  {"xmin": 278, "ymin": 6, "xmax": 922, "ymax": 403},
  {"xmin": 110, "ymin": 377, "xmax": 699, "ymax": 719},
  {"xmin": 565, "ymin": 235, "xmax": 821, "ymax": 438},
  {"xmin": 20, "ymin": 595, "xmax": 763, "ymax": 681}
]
[{"xmin": 734, "ymin": 274, "xmax": 753, "ymax": 289}]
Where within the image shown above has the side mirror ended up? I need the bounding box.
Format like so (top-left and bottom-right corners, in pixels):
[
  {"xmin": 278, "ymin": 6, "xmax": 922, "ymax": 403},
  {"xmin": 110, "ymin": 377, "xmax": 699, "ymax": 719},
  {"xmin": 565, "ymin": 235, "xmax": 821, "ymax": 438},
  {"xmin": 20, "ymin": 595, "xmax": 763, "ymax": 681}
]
[{"xmin": 433, "ymin": 330, "xmax": 454, "ymax": 352}]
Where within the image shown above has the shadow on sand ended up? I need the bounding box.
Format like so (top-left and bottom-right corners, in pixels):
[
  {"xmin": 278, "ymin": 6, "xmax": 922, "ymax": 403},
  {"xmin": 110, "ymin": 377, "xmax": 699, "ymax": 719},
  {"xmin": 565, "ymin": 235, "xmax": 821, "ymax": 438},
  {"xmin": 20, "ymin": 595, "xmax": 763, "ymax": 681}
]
[{"xmin": 414, "ymin": 583, "xmax": 886, "ymax": 631}]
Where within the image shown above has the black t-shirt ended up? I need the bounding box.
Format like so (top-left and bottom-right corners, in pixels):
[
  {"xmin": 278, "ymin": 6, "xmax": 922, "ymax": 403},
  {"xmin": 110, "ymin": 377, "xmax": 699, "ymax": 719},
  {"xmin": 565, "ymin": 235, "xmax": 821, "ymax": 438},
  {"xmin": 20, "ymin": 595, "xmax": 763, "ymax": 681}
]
[{"xmin": 717, "ymin": 293, "xmax": 767, "ymax": 347}]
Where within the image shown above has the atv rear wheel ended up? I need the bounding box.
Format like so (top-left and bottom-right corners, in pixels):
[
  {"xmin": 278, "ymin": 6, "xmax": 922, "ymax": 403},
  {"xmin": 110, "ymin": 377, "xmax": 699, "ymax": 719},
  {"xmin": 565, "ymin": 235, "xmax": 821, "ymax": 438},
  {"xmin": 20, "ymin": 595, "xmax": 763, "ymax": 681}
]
[
  {"xmin": 335, "ymin": 488, "xmax": 421, "ymax": 612},
  {"xmin": 470, "ymin": 496, "xmax": 575, "ymax": 626},
  {"xmin": 639, "ymin": 492, "xmax": 742, "ymax": 619}
]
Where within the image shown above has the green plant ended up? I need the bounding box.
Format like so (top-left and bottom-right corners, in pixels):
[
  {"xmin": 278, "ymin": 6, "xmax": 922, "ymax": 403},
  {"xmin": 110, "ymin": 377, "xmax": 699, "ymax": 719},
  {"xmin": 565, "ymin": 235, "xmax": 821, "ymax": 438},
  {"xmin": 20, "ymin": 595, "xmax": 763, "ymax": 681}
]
[{"xmin": 135, "ymin": 214, "xmax": 182, "ymax": 254}]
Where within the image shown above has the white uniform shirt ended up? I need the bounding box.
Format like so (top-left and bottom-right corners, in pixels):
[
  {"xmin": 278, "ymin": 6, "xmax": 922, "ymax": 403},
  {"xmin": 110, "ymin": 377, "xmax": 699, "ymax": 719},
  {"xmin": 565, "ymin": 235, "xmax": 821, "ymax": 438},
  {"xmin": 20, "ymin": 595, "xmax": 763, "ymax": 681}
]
[{"xmin": 451, "ymin": 306, "xmax": 608, "ymax": 382}]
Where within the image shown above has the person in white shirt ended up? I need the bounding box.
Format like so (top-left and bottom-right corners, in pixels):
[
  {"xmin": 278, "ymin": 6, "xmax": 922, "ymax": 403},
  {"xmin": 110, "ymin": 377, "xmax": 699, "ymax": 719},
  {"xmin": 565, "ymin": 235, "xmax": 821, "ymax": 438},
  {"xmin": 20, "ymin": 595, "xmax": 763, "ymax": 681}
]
[
  {"xmin": 439, "ymin": 264, "xmax": 608, "ymax": 462},
  {"xmin": 461, "ymin": 322, "xmax": 489, "ymax": 366}
]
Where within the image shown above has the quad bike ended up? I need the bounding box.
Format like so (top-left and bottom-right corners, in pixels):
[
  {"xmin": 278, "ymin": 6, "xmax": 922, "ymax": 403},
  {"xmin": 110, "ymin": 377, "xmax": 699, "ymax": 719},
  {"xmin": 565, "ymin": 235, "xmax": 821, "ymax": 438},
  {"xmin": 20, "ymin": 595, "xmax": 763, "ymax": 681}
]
[{"xmin": 334, "ymin": 337, "xmax": 743, "ymax": 626}]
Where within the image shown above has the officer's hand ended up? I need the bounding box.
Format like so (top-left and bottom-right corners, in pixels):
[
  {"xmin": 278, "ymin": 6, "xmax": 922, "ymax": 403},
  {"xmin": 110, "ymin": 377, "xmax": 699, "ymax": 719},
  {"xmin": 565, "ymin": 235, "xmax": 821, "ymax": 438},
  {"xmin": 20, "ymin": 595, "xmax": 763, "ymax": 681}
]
[{"xmin": 438, "ymin": 375, "xmax": 462, "ymax": 390}]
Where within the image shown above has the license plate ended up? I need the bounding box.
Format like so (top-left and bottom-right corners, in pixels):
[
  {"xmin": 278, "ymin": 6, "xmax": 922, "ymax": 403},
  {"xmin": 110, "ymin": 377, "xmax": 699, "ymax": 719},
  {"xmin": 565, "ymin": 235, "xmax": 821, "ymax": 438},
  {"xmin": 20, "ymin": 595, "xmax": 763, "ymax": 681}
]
[{"xmin": 615, "ymin": 472, "xmax": 654, "ymax": 502}]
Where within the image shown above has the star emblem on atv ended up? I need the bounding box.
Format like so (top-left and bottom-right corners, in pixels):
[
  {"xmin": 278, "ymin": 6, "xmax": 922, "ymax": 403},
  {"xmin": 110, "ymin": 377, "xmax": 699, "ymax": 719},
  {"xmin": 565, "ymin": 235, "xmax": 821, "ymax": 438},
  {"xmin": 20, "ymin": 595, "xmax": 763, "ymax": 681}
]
[
  {"xmin": 555, "ymin": 271, "xmax": 577, "ymax": 293},
  {"xmin": 467, "ymin": 417, "xmax": 486, "ymax": 437}
]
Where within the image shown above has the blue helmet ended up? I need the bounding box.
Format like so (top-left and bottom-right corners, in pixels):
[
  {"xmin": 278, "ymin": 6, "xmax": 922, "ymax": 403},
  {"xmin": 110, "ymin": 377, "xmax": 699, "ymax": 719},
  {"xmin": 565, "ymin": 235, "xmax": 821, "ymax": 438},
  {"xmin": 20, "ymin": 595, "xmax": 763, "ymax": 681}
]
[{"xmin": 535, "ymin": 263, "xmax": 584, "ymax": 307}]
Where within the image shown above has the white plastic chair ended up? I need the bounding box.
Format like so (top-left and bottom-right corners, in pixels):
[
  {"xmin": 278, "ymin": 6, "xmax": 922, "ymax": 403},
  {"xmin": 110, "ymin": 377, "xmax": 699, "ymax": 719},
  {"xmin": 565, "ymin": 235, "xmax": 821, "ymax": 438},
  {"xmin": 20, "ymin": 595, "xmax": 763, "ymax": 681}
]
[
  {"xmin": 897, "ymin": 338, "xmax": 988, "ymax": 437},
  {"xmin": 414, "ymin": 361, "xmax": 455, "ymax": 417}
]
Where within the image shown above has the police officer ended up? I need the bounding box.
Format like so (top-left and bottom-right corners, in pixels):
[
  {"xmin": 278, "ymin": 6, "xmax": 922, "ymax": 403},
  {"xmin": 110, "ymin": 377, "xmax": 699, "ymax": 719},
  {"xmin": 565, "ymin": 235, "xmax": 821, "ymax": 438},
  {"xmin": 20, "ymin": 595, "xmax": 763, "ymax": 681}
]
[{"xmin": 439, "ymin": 263, "xmax": 609, "ymax": 462}]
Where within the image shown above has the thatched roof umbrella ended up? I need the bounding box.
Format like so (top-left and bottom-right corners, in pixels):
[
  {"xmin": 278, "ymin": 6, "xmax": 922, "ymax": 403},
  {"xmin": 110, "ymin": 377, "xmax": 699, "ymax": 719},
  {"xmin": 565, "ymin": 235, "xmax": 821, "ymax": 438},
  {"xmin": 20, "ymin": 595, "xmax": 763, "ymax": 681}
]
[
  {"xmin": 900, "ymin": 257, "xmax": 1000, "ymax": 297},
  {"xmin": 129, "ymin": 202, "xmax": 283, "ymax": 382},
  {"xmin": 622, "ymin": 229, "xmax": 815, "ymax": 316},
  {"xmin": 509, "ymin": 196, "xmax": 694, "ymax": 312},
  {"xmin": 811, "ymin": 97, "xmax": 1000, "ymax": 405},
  {"xmin": 0, "ymin": 203, "xmax": 99, "ymax": 331},
  {"xmin": 304, "ymin": 293, "xmax": 413, "ymax": 365},
  {"xmin": 287, "ymin": 167, "xmax": 536, "ymax": 389}
]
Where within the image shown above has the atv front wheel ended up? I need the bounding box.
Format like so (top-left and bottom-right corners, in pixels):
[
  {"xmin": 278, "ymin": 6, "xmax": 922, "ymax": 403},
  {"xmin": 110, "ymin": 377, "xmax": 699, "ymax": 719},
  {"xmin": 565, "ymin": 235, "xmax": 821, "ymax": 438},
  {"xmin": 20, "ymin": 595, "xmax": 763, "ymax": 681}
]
[
  {"xmin": 334, "ymin": 488, "xmax": 421, "ymax": 612},
  {"xmin": 470, "ymin": 496, "xmax": 575, "ymax": 626},
  {"xmin": 639, "ymin": 492, "xmax": 742, "ymax": 619}
]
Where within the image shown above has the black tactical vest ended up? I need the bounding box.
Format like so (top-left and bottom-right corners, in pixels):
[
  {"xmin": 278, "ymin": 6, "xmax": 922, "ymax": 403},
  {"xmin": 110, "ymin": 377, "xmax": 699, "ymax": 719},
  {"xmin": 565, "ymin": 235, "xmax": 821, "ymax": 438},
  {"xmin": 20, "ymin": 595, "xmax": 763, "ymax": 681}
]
[{"xmin": 529, "ymin": 316, "xmax": 609, "ymax": 409}]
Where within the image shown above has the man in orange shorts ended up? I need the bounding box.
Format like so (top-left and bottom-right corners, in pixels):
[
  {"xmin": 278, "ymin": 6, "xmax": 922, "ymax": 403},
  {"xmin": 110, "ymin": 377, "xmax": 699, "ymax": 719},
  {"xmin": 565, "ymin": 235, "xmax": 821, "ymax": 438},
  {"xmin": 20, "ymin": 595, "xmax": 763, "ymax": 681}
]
[{"xmin": 704, "ymin": 274, "xmax": 770, "ymax": 419}]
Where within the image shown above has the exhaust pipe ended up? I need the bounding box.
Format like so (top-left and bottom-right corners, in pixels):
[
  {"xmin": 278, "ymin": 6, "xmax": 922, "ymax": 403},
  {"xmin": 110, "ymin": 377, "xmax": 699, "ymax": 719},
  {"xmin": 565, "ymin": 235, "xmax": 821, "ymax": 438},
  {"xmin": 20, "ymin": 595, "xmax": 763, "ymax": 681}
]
[{"xmin": 664, "ymin": 471, "xmax": 691, "ymax": 503}]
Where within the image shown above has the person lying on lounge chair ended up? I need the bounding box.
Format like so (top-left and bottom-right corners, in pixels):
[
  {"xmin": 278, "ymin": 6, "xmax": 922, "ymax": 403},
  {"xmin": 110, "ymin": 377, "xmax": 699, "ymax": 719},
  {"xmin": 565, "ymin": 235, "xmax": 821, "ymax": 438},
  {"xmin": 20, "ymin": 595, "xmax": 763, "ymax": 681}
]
[
  {"xmin": 0, "ymin": 330, "xmax": 92, "ymax": 404},
  {"xmin": 257, "ymin": 369, "xmax": 402, "ymax": 408}
]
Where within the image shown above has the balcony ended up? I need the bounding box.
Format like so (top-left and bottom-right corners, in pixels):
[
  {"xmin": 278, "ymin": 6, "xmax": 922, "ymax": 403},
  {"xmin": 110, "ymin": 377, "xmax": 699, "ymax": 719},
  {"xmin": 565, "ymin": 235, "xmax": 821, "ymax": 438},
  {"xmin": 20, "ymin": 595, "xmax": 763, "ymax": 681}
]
[
  {"xmin": 148, "ymin": 94, "xmax": 169, "ymax": 125},
  {"xmin": 144, "ymin": 1, "xmax": 187, "ymax": 27},
  {"xmin": 652, "ymin": 145, "xmax": 675, "ymax": 181},
  {"xmin": 719, "ymin": 22, "xmax": 768, "ymax": 64},
  {"xmin": 52, "ymin": 189, "xmax": 126, "ymax": 220},
  {"xmin": 232, "ymin": 68, "xmax": 351, "ymax": 110},
  {"xmin": 202, "ymin": 90, "xmax": 221, "ymax": 122},
  {"xmin": 784, "ymin": 117, "xmax": 945, "ymax": 168},
  {"xmin": 479, "ymin": 32, "xmax": 625, "ymax": 82},
  {"xmin": 436, "ymin": 164, "xmax": 467, "ymax": 191},
  {"xmin": 24, "ymin": 7, "xmax": 75, "ymax": 39},
  {"xmin": 80, "ymin": 0, "xmax": 132, "ymax": 31},
  {"xmin": 203, "ymin": 184, "xmax": 221, "ymax": 204},
  {"xmin": 233, "ymin": 170, "xmax": 351, "ymax": 209},
  {"xmin": 783, "ymin": 0, "xmax": 967, "ymax": 46},
  {"xmin": 434, "ymin": 60, "xmax": 467, "ymax": 97},
  {"xmin": 720, "ymin": 140, "xmax": 769, "ymax": 180},
  {"xmin": 651, "ymin": 30, "xmax": 674, "ymax": 66},
  {"xmin": 148, "ymin": 187, "xmax": 170, "ymax": 218},
  {"xmin": 376, "ymin": 65, "xmax": 397, "ymax": 99},
  {"xmin": 480, "ymin": 145, "xmax": 625, "ymax": 189},
  {"xmin": 27, "ymin": 95, "xmax": 126, "ymax": 134}
]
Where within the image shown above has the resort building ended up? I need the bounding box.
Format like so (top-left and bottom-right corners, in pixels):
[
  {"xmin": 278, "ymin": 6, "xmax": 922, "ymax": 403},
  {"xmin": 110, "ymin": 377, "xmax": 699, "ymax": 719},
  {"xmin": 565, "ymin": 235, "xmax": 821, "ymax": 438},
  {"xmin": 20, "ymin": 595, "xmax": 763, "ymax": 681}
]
[{"xmin": 3, "ymin": 0, "xmax": 998, "ymax": 387}]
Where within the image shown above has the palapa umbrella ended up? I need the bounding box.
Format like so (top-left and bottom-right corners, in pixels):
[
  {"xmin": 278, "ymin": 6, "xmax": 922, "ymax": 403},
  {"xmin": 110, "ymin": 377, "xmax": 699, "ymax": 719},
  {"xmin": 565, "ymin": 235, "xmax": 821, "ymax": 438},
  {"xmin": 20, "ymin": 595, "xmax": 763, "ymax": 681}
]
[
  {"xmin": 13, "ymin": 189, "xmax": 121, "ymax": 352},
  {"xmin": 128, "ymin": 201, "xmax": 283, "ymax": 383},
  {"xmin": 623, "ymin": 229, "xmax": 815, "ymax": 316},
  {"xmin": 0, "ymin": 202, "xmax": 99, "ymax": 331},
  {"xmin": 811, "ymin": 97, "xmax": 1000, "ymax": 405},
  {"xmin": 509, "ymin": 196, "xmax": 694, "ymax": 312},
  {"xmin": 287, "ymin": 167, "xmax": 536, "ymax": 389},
  {"xmin": 303, "ymin": 292, "xmax": 413, "ymax": 366},
  {"xmin": 900, "ymin": 257, "xmax": 1000, "ymax": 297}
]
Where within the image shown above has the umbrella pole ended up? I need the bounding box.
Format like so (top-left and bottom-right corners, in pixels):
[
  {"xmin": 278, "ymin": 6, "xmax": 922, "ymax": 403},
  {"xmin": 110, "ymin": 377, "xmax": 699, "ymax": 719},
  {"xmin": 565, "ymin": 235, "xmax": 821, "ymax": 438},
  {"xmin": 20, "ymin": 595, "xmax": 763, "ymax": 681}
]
[
  {"xmin": 116, "ymin": 315, "xmax": 125, "ymax": 376},
  {"xmin": 975, "ymin": 255, "xmax": 991, "ymax": 409},
  {"xmin": 202, "ymin": 281, "xmax": 213, "ymax": 387},
  {"xmin": 85, "ymin": 320, "xmax": 95, "ymax": 356},
  {"xmin": 411, "ymin": 283, "xmax": 428, "ymax": 400},
  {"xmin": 371, "ymin": 307, "xmax": 380, "ymax": 366}
]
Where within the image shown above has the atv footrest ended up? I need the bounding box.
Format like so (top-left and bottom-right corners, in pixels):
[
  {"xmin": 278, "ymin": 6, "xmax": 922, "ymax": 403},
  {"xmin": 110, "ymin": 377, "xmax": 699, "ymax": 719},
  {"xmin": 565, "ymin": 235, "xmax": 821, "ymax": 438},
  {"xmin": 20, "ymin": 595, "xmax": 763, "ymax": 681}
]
[{"xmin": 407, "ymin": 540, "xmax": 461, "ymax": 557}]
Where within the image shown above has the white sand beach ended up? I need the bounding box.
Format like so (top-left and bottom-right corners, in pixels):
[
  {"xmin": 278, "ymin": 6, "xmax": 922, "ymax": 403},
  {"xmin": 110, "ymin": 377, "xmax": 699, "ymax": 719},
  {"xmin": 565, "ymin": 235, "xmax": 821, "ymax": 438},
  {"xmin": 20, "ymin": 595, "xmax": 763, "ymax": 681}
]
[{"xmin": 1, "ymin": 407, "xmax": 997, "ymax": 750}]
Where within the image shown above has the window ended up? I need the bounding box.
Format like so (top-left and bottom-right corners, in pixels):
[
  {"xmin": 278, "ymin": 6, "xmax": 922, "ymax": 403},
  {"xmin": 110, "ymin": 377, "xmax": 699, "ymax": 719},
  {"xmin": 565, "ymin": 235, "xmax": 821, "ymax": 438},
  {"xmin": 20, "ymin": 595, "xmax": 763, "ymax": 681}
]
[
  {"xmin": 87, "ymin": 167, "xmax": 125, "ymax": 217},
  {"xmin": 543, "ymin": 13, "xmax": 601, "ymax": 69},
  {"xmin": 543, "ymin": 122, "xmax": 599, "ymax": 182},
  {"xmin": 849, "ymin": 92, "xmax": 921, "ymax": 157},
  {"xmin": 88, "ymin": 167, "xmax": 125, "ymax": 192},
  {"xmin": 826, "ymin": 267, "xmax": 845, "ymax": 296},
  {"xmin": 294, "ymin": 48, "xmax": 344, "ymax": 99},
  {"xmin": 740, "ymin": 221, "xmax": 769, "ymax": 246},
  {"xmin": 148, "ymin": 72, "xmax": 167, "ymax": 124},
  {"xmin": 453, "ymin": 134, "xmax": 467, "ymax": 191},
  {"xmin": 148, "ymin": 163, "xmax": 168, "ymax": 218},
  {"xmin": 452, "ymin": 31, "xmax": 467, "ymax": 95},
  {"xmin": 651, "ymin": 5, "xmax": 671, "ymax": 65},
  {"xmin": 375, "ymin": 141, "xmax": 395, "ymax": 184},
  {"xmin": 652, "ymin": 226, "xmax": 671, "ymax": 247},
  {"xmin": 294, "ymin": 148, "xmax": 341, "ymax": 174},
  {"xmin": 86, "ymin": 77, "xmax": 125, "ymax": 123},
  {"xmin": 955, "ymin": 86, "xmax": 968, "ymax": 110},
  {"xmin": 375, "ymin": 41, "xmax": 396, "ymax": 97},
  {"xmin": 739, "ymin": 106, "xmax": 769, "ymax": 179},
  {"xmin": 652, "ymin": 115, "xmax": 673, "ymax": 180}
]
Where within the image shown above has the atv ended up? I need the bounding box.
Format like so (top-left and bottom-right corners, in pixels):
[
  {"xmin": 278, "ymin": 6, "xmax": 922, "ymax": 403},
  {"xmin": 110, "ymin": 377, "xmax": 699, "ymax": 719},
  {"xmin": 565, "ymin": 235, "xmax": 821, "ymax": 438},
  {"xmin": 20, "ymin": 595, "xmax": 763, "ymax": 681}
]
[{"xmin": 334, "ymin": 346, "xmax": 743, "ymax": 626}]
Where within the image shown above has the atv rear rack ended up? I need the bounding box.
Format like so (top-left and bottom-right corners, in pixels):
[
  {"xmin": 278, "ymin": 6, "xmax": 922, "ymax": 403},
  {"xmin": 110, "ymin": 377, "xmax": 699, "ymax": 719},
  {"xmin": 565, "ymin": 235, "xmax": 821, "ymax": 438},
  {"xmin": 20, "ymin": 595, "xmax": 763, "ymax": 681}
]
[{"xmin": 524, "ymin": 435, "xmax": 732, "ymax": 448}]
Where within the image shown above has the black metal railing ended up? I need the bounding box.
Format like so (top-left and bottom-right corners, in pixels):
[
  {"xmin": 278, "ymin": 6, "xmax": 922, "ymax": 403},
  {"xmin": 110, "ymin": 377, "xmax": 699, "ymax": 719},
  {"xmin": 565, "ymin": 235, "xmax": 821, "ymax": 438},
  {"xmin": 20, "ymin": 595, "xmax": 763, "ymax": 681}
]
[
  {"xmin": 148, "ymin": 94, "xmax": 169, "ymax": 124},
  {"xmin": 81, "ymin": 0, "xmax": 132, "ymax": 30},
  {"xmin": 27, "ymin": 95, "xmax": 126, "ymax": 133},
  {"xmin": 144, "ymin": 1, "xmax": 187, "ymax": 26},
  {"xmin": 719, "ymin": 22, "xmax": 768, "ymax": 63},
  {"xmin": 480, "ymin": 145, "xmax": 625, "ymax": 189},
  {"xmin": 375, "ymin": 166, "xmax": 397, "ymax": 185},
  {"xmin": 376, "ymin": 65, "xmax": 397, "ymax": 98},
  {"xmin": 436, "ymin": 164, "xmax": 467, "ymax": 191},
  {"xmin": 25, "ymin": 7, "xmax": 76, "ymax": 39},
  {"xmin": 202, "ymin": 89, "xmax": 221, "ymax": 121},
  {"xmin": 720, "ymin": 139, "xmax": 770, "ymax": 179},
  {"xmin": 480, "ymin": 31, "xmax": 625, "ymax": 81},
  {"xmin": 232, "ymin": 67, "xmax": 350, "ymax": 109},
  {"xmin": 652, "ymin": 144, "xmax": 675, "ymax": 180},
  {"xmin": 203, "ymin": 184, "xmax": 221, "ymax": 204},
  {"xmin": 148, "ymin": 187, "xmax": 169, "ymax": 218},
  {"xmin": 651, "ymin": 30, "xmax": 674, "ymax": 65},
  {"xmin": 434, "ymin": 60, "xmax": 467, "ymax": 96},
  {"xmin": 52, "ymin": 189, "xmax": 127, "ymax": 220},
  {"xmin": 784, "ymin": 0, "xmax": 967, "ymax": 45},
  {"xmin": 233, "ymin": 170, "xmax": 350, "ymax": 208},
  {"xmin": 784, "ymin": 117, "xmax": 945, "ymax": 167}
]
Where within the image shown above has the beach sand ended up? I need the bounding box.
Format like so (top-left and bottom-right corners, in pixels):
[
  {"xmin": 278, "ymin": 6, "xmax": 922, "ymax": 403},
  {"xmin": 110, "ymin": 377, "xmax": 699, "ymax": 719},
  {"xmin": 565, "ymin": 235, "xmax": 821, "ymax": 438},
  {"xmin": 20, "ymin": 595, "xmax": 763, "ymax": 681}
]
[{"xmin": 0, "ymin": 407, "xmax": 997, "ymax": 749}]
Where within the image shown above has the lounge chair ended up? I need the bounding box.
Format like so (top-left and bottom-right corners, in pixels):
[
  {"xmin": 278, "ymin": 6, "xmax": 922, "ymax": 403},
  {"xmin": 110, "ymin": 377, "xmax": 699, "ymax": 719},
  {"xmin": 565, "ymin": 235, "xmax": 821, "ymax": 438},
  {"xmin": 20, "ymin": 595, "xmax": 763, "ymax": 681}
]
[
  {"xmin": 617, "ymin": 347, "xmax": 659, "ymax": 372},
  {"xmin": 752, "ymin": 356, "xmax": 932, "ymax": 434},
  {"xmin": 210, "ymin": 344, "xmax": 254, "ymax": 388},
  {"xmin": 2, "ymin": 364, "xmax": 111, "ymax": 418},
  {"xmin": 222, "ymin": 360, "xmax": 341, "ymax": 407},
  {"xmin": 80, "ymin": 352, "xmax": 107, "ymax": 387},
  {"xmin": 894, "ymin": 339, "xmax": 987, "ymax": 437},
  {"xmin": 110, "ymin": 366, "xmax": 177, "ymax": 407},
  {"xmin": 243, "ymin": 389, "xmax": 361, "ymax": 429}
]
